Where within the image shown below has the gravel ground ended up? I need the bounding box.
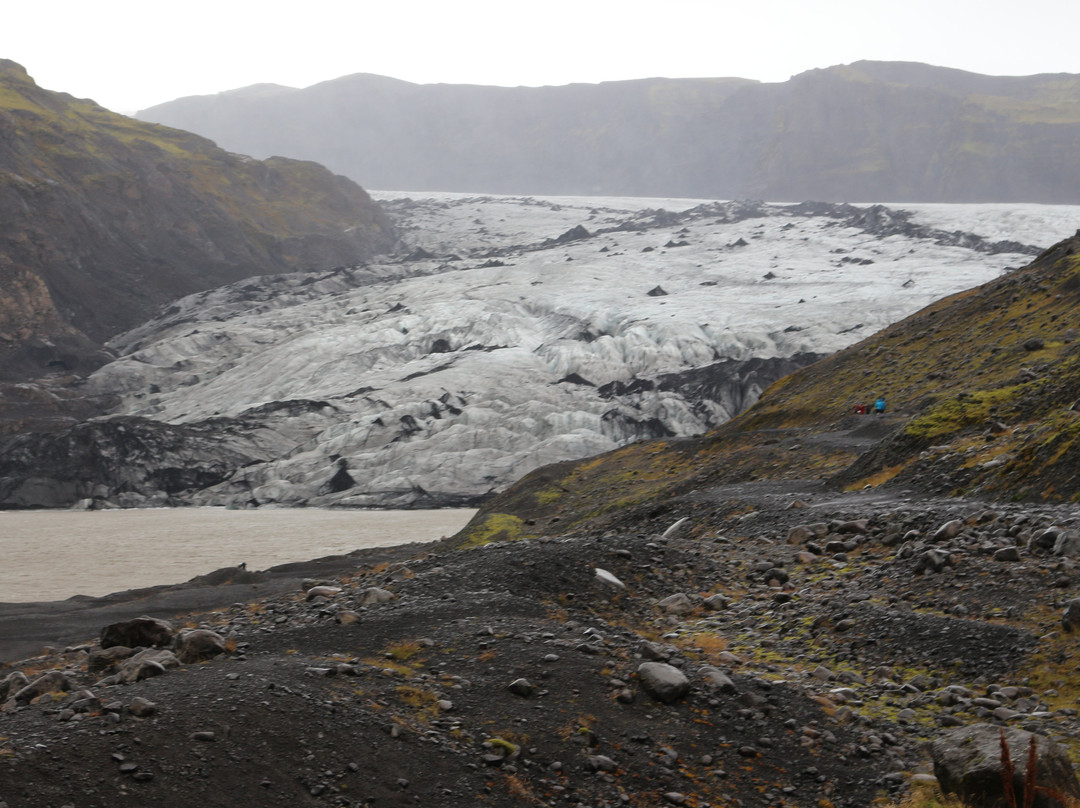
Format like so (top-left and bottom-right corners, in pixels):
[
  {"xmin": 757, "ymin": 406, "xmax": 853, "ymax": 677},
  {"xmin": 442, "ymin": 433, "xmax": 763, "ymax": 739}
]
[{"xmin": 1, "ymin": 483, "xmax": 1079, "ymax": 807}]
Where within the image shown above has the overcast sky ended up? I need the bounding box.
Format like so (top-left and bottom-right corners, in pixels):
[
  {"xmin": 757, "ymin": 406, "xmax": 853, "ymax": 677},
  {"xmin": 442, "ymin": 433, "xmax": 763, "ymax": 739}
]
[{"xmin": 3, "ymin": 0, "xmax": 1079, "ymax": 113}]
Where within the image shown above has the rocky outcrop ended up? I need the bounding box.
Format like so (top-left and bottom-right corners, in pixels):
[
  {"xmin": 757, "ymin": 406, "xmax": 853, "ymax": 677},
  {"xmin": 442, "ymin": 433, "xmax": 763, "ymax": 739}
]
[
  {"xmin": 0, "ymin": 416, "xmax": 279, "ymax": 509},
  {"xmin": 932, "ymin": 725, "xmax": 1080, "ymax": 808},
  {"xmin": 0, "ymin": 60, "xmax": 396, "ymax": 382}
]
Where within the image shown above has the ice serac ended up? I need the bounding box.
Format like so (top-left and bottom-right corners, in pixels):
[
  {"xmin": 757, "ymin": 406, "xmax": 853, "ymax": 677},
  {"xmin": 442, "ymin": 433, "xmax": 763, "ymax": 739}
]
[
  {"xmin": 2, "ymin": 193, "xmax": 1071, "ymax": 510},
  {"xmin": 0, "ymin": 59, "xmax": 396, "ymax": 382}
]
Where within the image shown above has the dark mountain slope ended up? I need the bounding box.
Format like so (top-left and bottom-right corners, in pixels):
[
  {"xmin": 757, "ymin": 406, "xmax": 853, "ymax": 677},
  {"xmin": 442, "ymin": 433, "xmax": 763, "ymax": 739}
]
[
  {"xmin": 456, "ymin": 230, "xmax": 1080, "ymax": 545},
  {"xmin": 0, "ymin": 60, "xmax": 396, "ymax": 381},
  {"xmin": 138, "ymin": 61, "xmax": 1080, "ymax": 202},
  {"xmin": 143, "ymin": 73, "xmax": 757, "ymax": 196}
]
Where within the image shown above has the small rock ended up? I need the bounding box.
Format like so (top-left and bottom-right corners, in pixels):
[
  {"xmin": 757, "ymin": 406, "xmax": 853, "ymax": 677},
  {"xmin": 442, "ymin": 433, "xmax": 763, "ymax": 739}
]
[
  {"xmin": 507, "ymin": 678, "xmax": 534, "ymax": 698},
  {"xmin": 361, "ymin": 587, "xmax": 394, "ymax": 605},
  {"xmin": 585, "ymin": 755, "xmax": 618, "ymax": 772},
  {"xmin": 129, "ymin": 697, "xmax": 157, "ymax": 717},
  {"xmin": 657, "ymin": 593, "xmax": 696, "ymax": 615},
  {"xmin": 305, "ymin": 585, "xmax": 342, "ymax": 600},
  {"xmin": 594, "ymin": 568, "xmax": 626, "ymax": 589}
]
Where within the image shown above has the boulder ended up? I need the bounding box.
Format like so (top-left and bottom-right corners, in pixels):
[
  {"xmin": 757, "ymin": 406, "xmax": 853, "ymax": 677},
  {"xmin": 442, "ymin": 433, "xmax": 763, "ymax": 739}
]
[
  {"xmin": 305, "ymin": 585, "xmax": 342, "ymax": 601},
  {"xmin": 335, "ymin": 610, "xmax": 362, "ymax": 625},
  {"xmin": 119, "ymin": 648, "xmax": 181, "ymax": 683},
  {"xmin": 87, "ymin": 645, "xmax": 134, "ymax": 674},
  {"xmin": 994, "ymin": 546, "xmax": 1021, "ymax": 562},
  {"xmin": 703, "ymin": 593, "xmax": 730, "ymax": 610},
  {"xmin": 0, "ymin": 670, "xmax": 29, "ymax": 701},
  {"xmin": 360, "ymin": 587, "xmax": 394, "ymax": 605},
  {"xmin": 507, "ymin": 678, "xmax": 534, "ymax": 698},
  {"xmin": 12, "ymin": 671, "xmax": 72, "ymax": 704},
  {"xmin": 657, "ymin": 593, "xmax": 696, "ymax": 615},
  {"xmin": 100, "ymin": 617, "xmax": 174, "ymax": 649},
  {"xmin": 933, "ymin": 519, "xmax": 965, "ymax": 542},
  {"xmin": 1062, "ymin": 600, "xmax": 1080, "ymax": 633},
  {"xmin": 699, "ymin": 666, "xmax": 738, "ymax": 694},
  {"xmin": 129, "ymin": 696, "xmax": 157, "ymax": 717},
  {"xmin": 1052, "ymin": 530, "xmax": 1080, "ymax": 557},
  {"xmin": 1029, "ymin": 527, "xmax": 1063, "ymax": 553},
  {"xmin": 174, "ymin": 629, "xmax": 227, "ymax": 663},
  {"xmin": 914, "ymin": 549, "xmax": 949, "ymax": 574},
  {"xmin": 637, "ymin": 662, "xmax": 690, "ymax": 704},
  {"xmin": 932, "ymin": 724, "xmax": 1080, "ymax": 808},
  {"xmin": 788, "ymin": 523, "xmax": 829, "ymax": 544},
  {"xmin": 594, "ymin": 568, "xmax": 626, "ymax": 589}
]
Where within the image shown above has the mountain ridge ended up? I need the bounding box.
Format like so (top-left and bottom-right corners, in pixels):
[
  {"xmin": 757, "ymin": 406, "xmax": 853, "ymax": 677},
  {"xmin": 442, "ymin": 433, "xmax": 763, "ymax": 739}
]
[
  {"xmin": 138, "ymin": 61, "xmax": 1080, "ymax": 203},
  {"xmin": 0, "ymin": 59, "xmax": 396, "ymax": 382}
]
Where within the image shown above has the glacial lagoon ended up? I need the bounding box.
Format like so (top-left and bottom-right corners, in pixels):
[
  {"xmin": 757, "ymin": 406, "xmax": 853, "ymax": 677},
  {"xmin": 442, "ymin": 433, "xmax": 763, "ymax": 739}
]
[{"xmin": 0, "ymin": 507, "xmax": 476, "ymax": 602}]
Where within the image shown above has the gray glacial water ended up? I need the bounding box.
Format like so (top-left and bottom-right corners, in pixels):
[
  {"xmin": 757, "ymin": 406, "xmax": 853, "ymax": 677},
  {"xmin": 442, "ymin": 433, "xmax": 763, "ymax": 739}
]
[{"xmin": 0, "ymin": 508, "xmax": 475, "ymax": 603}]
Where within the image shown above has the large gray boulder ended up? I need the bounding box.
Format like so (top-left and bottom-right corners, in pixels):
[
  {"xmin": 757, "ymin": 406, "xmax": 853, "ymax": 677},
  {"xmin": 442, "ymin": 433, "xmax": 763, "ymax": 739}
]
[
  {"xmin": 1052, "ymin": 530, "xmax": 1080, "ymax": 557},
  {"xmin": 12, "ymin": 671, "xmax": 73, "ymax": 704},
  {"xmin": 174, "ymin": 629, "xmax": 227, "ymax": 663},
  {"xmin": 932, "ymin": 724, "xmax": 1080, "ymax": 808},
  {"xmin": 637, "ymin": 662, "xmax": 690, "ymax": 704}
]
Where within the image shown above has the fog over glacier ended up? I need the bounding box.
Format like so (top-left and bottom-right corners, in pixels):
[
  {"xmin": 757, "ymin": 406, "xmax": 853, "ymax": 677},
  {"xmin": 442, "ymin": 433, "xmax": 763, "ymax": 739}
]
[{"xmin": 84, "ymin": 195, "xmax": 1080, "ymax": 509}]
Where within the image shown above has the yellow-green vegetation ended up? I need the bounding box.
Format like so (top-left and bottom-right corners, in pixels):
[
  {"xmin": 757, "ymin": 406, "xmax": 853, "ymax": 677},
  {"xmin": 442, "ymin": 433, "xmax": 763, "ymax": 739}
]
[
  {"xmin": 905, "ymin": 388, "xmax": 1024, "ymax": 441},
  {"xmin": 873, "ymin": 784, "xmax": 965, "ymax": 808},
  {"xmin": 395, "ymin": 684, "xmax": 440, "ymax": 717},
  {"xmin": 0, "ymin": 61, "xmax": 381, "ymax": 238},
  {"xmin": 384, "ymin": 640, "xmax": 424, "ymax": 663},
  {"xmin": 456, "ymin": 513, "xmax": 526, "ymax": 546}
]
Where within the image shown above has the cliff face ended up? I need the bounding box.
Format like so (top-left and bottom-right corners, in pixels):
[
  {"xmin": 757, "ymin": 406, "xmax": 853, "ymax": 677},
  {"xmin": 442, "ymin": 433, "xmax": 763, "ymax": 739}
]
[
  {"xmin": 0, "ymin": 60, "xmax": 396, "ymax": 380},
  {"xmin": 138, "ymin": 61, "xmax": 1080, "ymax": 203}
]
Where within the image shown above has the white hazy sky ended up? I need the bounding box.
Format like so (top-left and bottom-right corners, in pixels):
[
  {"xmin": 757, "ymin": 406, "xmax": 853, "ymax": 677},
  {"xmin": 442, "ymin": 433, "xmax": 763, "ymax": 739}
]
[{"xmin": 3, "ymin": 0, "xmax": 1079, "ymax": 114}]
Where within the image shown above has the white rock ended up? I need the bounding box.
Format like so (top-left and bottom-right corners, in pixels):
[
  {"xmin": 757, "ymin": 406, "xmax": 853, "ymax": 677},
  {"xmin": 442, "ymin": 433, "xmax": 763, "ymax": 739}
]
[{"xmin": 594, "ymin": 568, "xmax": 626, "ymax": 590}]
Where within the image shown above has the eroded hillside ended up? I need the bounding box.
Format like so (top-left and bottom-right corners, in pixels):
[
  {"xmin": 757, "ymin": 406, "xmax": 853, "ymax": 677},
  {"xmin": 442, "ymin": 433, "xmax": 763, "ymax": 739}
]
[{"xmin": 0, "ymin": 59, "xmax": 395, "ymax": 381}]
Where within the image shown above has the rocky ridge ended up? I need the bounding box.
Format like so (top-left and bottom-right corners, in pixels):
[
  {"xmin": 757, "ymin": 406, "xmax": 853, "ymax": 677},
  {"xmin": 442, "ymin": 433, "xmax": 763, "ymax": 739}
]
[
  {"xmin": 0, "ymin": 59, "xmax": 396, "ymax": 382},
  {"xmin": 2, "ymin": 484, "xmax": 1080, "ymax": 807}
]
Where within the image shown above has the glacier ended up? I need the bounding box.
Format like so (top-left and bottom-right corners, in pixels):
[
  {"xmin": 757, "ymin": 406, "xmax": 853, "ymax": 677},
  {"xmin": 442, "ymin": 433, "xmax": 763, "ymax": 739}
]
[{"xmin": 30, "ymin": 195, "xmax": 1080, "ymax": 509}]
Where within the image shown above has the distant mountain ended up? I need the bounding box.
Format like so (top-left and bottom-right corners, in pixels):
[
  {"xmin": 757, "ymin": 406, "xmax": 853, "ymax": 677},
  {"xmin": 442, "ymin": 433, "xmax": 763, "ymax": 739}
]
[
  {"xmin": 0, "ymin": 60, "xmax": 396, "ymax": 382},
  {"xmin": 137, "ymin": 61, "xmax": 1080, "ymax": 203}
]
